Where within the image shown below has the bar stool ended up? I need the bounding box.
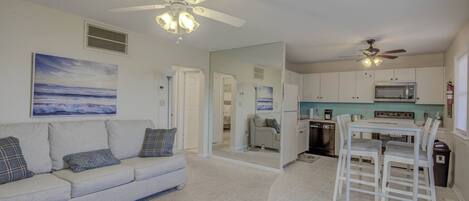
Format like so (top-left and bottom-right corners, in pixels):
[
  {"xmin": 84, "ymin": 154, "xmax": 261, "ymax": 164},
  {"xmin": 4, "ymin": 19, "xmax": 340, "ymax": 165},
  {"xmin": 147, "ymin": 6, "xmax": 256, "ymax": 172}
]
[
  {"xmin": 386, "ymin": 118, "xmax": 433, "ymax": 151},
  {"xmin": 333, "ymin": 114, "xmax": 382, "ymax": 201},
  {"xmin": 381, "ymin": 120, "xmax": 440, "ymax": 201}
]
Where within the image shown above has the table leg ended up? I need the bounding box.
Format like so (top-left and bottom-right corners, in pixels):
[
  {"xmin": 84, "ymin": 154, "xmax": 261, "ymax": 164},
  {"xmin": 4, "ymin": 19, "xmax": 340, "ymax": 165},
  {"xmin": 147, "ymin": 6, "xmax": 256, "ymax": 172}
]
[
  {"xmin": 412, "ymin": 131, "xmax": 420, "ymax": 201},
  {"xmin": 346, "ymin": 128, "xmax": 352, "ymax": 201}
]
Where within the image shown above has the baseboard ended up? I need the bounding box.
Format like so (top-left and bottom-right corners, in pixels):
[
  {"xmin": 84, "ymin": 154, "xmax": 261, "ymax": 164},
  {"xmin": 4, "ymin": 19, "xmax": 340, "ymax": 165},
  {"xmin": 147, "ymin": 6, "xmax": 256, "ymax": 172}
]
[
  {"xmin": 452, "ymin": 185, "xmax": 467, "ymax": 201},
  {"xmin": 211, "ymin": 155, "xmax": 282, "ymax": 173}
]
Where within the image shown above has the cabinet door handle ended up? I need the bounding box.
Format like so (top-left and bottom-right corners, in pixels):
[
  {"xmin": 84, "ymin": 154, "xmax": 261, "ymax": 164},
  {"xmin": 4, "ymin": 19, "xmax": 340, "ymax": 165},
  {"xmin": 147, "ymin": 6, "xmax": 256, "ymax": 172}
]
[
  {"xmin": 395, "ymin": 77, "xmax": 398, "ymax": 80},
  {"xmin": 357, "ymin": 97, "xmax": 359, "ymax": 99},
  {"xmin": 390, "ymin": 78, "xmax": 394, "ymax": 81}
]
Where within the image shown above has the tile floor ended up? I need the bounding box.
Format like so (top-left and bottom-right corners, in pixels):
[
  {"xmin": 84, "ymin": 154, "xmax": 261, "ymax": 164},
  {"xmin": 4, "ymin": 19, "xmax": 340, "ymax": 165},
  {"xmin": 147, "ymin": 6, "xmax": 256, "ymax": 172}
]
[{"xmin": 147, "ymin": 153, "xmax": 458, "ymax": 201}]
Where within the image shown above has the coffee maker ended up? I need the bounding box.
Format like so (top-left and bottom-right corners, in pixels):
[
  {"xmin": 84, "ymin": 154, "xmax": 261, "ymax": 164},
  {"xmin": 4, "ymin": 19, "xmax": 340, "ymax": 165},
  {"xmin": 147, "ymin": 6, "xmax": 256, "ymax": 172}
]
[{"xmin": 324, "ymin": 109, "xmax": 333, "ymax": 120}]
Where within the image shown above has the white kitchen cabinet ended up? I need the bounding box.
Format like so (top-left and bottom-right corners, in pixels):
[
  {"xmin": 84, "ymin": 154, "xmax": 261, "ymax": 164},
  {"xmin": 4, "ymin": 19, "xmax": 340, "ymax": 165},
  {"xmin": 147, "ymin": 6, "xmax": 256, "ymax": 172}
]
[
  {"xmin": 375, "ymin": 68, "xmax": 415, "ymax": 82},
  {"xmin": 339, "ymin": 72, "xmax": 356, "ymax": 102},
  {"xmin": 394, "ymin": 68, "xmax": 415, "ymax": 82},
  {"xmin": 297, "ymin": 128, "xmax": 308, "ymax": 154},
  {"xmin": 416, "ymin": 67, "xmax": 445, "ymax": 104},
  {"xmin": 302, "ymin": 73, "xmax": 320, "ymax": 101},
  {"xmin": 375, "ymin": 69, "xmax": 394, "ymax": 82},
  {"xmin": 339, "ymin": 71, "xmax": 374, "ymax": 103},
  {"xmin": 297, "ymin": 120, "xmax": 310, "ymax": 155},
  {"xmin": 320, "ymin": 72, "xmax": 339, "ymax": 102},
  {"xmin": 355, "ymin": 71, "xmax": 374, "ymax": 103},
  {"xmin": 285, "ymin": 70, "xmax": 303, "ymax": 101}
]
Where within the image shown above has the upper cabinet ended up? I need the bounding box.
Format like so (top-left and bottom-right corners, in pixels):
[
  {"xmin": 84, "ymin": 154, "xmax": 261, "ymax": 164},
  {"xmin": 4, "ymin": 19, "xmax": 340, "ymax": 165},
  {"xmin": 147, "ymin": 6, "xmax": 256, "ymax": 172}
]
[
  {"xmin": 339, "ymin": 71, "xmax": 374, "ymax": 103},
  {"xmin": 302, "ymin": 73, "xmax": 321, "ymax": 102},
  {"xmin": 299, "ymin": 67, "xmax": 443, "ymax": 105},
  {"xmin": 285, "ymin": 70, "xmax": 303, "ymax": 100},
  {"xmin": 320, "ymin": 72, "xmax": 339, "ymax": 102},
  {"xmin": 339, "ymin": 72, "xmax": 356, "ymax": 102},
  {"xmin": 355, "ymin": 71, "xmax": 375, "ymax": 103},
  {"xmin": 375, "ymin": 68, "xmax": 415, "ymax": 82},
  {"xmin": 416, "ymin": 67, "xmax": 445, "ymax": 104},
  {"xmin": 302, "ymin": 73, "xmax": 339, "ymax": 102}
]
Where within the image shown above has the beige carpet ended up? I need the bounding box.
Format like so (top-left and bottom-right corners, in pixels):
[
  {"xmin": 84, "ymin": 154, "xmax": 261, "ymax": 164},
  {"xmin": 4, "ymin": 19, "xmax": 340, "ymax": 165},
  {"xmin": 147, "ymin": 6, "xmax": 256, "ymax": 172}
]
[
  {"xmin": 147, "ymin": 154, "xmax": 458, "ymax": 201},
  {"xmin": 213, "ymin": 143, "xmax": 280, "ymax": 169},
  {"xmin": 148, "ymin": 153, "xmax": 277, "ymax": 201}
]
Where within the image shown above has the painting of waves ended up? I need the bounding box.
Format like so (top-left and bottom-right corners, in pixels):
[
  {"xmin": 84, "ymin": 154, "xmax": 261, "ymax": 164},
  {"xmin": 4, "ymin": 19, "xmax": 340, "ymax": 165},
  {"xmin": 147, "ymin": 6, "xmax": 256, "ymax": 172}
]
[
  {"xmin": 32, "ymin": 53, "xmax": 117, "ymax": 117},
  {"xmin": 255, "ymin": 86, "xmax": 274, "ymax": 111}
]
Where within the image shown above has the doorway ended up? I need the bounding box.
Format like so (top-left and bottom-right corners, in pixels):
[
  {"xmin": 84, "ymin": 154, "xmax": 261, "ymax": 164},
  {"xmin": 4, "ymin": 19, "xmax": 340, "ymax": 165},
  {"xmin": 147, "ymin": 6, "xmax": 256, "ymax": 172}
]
[
  {"xmin": 171, "ymin": 67, "xmax": 205, "ymax": 154},
  {"xmin": 212, "ymin": 73, "xmax": 236, "ymax": 151}
]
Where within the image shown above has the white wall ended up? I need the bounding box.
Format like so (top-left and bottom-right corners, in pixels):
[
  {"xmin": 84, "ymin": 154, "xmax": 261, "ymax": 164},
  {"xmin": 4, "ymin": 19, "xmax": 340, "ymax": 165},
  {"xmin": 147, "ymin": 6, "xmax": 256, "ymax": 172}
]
[
  {"xmin": 444, "ymin": 21, "xmax": 469, "ymax": 201},
  {"xmin": 0, "ymin": 0, "xmax": 209, "ymax": 129},
  {"xmin": 210, "ymin": 42, "xmax": 285, "ymax": 151},
  {"xmin": 287, "ymin": 53, "xmax": 444, "ymax": 73}
]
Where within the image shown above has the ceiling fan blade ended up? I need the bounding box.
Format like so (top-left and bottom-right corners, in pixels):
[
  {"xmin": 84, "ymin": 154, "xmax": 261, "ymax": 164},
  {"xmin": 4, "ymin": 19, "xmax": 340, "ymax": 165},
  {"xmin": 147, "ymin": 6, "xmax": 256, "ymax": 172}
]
[
  {"xmin": 193, "ymin": 6, "xmax": 246, "ymax": 27},
  {"xmin": 377, "ymin": 55, "xmax": 398, "ymax": 59},
  {"xmin": 185, "ymin": 0, "xmax": 206, "ymax": 4},
  {"xmin": 109, "ymin": 5, "xmax": 167, "ymax": 12},
  {"xmin": 383, "ymin": 49, "xmax": 407, "ymax": 54}
]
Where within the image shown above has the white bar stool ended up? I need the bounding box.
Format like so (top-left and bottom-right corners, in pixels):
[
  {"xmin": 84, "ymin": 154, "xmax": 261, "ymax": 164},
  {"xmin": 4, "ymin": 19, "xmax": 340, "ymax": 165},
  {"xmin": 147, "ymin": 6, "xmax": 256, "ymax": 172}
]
[
  {"xmin": 381, "ymin": 120, "xmax": 440, "ymax": 201},
  {"xmin": 333, "ymin": 114, "xmax": 382, "ymax": 201},
  {"xmin": 386, "ymin": 118, "xmax": 433, "ymax": 151}
]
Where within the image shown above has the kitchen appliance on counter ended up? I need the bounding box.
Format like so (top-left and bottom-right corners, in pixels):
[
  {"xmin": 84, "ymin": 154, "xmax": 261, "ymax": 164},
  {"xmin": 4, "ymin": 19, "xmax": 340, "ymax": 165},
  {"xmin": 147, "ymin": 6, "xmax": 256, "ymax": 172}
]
[
  {"xmin": 308, "ymin": 121, "xmax": 335, "ymax": 157},
  {"xmin": 372, "ymin": 111, "xmax": 415, "ymax": 143},
  {"xmin": 324, "ymin": 109, "xmax": 333, "ymax": 120},
  {"xmin": 351, "ymin": 114, "xmax": 363, "ymax": 122},
  {"xmin": 374, "ymin": 82, "xmax": 416, "ymax": 102},
  {"xmin": 309, "ymin": 108, "xmax": 320, "ymax": 119}
]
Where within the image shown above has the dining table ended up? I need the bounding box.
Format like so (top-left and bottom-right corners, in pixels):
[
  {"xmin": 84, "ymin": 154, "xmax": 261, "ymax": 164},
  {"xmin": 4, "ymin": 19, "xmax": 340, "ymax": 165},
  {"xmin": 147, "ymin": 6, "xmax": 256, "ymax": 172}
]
[{"xmin": 345, "ymin": 119, "xmax": 422, "ymax": 201}]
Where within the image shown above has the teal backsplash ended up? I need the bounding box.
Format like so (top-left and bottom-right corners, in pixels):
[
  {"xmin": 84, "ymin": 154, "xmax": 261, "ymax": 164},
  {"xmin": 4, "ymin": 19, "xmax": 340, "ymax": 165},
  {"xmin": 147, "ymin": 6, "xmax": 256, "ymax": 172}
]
[{"xmin": 300, "ymin": 102, "xmax": 444, "ymax": 121}]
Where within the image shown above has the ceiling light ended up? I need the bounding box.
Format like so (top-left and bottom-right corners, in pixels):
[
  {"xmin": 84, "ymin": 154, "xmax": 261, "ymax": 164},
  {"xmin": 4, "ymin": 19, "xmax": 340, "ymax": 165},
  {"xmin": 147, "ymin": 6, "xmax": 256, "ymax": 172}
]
[
  {"xmin": 179, "ymin": 12, "xmax": 199, "ymax": 33},
  {"xmin": 373, "ymin": 57, "xmax": 383, "ymax": 66},
  {"xmin": 156, "ymin": 12, "xmax": 177, "ymax": 33},
  {"xmin": 362, "ymin": 58, "xmax": 372, "ymax": 68},
  {"xmin": 155, "ymin": 11, "xmax": 199, "ymax": 35}
]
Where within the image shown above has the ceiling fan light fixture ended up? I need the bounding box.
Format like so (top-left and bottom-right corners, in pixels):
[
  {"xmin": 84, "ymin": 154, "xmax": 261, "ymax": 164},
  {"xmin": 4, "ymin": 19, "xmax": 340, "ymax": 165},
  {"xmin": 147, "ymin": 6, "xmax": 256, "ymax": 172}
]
[
  {"xmin": 179, "ymin": 11, "xmax": 199, "ymax": 33},
  {"xmin": 373, "ymin": 57, "xmax": 383, "ymax": 66},
  {"xmin": 156, "ymin": 12, "xmax": 175, "ymax": 31},
  {"xmin": 362, "ymin": 58, "xmax": 372, "ymax": 68}
]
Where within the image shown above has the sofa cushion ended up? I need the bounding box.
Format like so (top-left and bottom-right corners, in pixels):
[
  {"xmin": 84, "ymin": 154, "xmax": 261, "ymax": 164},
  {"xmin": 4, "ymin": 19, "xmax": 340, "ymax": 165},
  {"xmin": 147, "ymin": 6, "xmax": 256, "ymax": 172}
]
[
  {"xmin": 0, "ymin": 123, "xmax": 52, "ymax": 173},
  {"xmin": 0, "ymin": 137, "xmax": 34, "ymax": 184},
  {"xmin": 105, "ymin": 120, "xmax": 155, "ymax": 159},
  {"xmin": 121, "ymin": 154, "xmax": 186, "ymax": 181},
  {"xmin": 63, "ymin": 149, "xmax": 120, "ymax": 173},
  {"xmin": 53, "ymin": 164, "xmax": 133, "ymax": 198},
  {"xmin": 49, "ymin": 121, "xmax": 109, "ymax": 170},
  {"xmin": 0, "ymin": 174, "xmax": 71, "ymax": 201},
  {"xmin": 140, "ymin": 128, "xmax": 176, "ymax": 157}
]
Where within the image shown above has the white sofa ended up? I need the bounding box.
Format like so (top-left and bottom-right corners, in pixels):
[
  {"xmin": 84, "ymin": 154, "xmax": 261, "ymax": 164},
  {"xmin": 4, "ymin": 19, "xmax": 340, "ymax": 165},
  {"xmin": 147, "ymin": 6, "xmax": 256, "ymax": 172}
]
[{"xmin": 0, "ymin": 120, "xmax": 186, "ymax": 201}]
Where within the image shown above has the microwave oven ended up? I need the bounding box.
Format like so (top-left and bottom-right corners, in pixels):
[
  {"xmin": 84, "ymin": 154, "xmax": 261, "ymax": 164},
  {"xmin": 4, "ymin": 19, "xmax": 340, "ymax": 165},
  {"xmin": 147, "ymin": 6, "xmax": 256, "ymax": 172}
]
[{"xmin": 374, "ymin": 82, "xmax": 416, "ymax": 102}]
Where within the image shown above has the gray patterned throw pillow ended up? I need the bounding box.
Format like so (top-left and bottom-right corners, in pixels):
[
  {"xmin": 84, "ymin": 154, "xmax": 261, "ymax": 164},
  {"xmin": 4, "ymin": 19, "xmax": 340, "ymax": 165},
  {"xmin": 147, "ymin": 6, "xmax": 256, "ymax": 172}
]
[
  {"xmin": 63, "ymin": 149, "xmax": 120, "ymax": 172},
  {"xmin": 0, "ymin": 137, "xmax": 34, "ymax": 184},
  {"xmin": 140, "ymin": 128, "xmax": 176, "ymax": 157}
]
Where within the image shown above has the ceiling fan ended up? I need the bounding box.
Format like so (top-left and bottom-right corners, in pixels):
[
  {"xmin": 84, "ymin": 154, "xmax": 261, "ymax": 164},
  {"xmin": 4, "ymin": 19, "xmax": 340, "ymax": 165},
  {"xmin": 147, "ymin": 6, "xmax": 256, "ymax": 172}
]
[
  {"xmin": 110, "ymin": 0, "xmax": 246, "ymax": 38},
  {"xmin": 356, "ymin": 39, "xmax": 407, "ymax": 67}
]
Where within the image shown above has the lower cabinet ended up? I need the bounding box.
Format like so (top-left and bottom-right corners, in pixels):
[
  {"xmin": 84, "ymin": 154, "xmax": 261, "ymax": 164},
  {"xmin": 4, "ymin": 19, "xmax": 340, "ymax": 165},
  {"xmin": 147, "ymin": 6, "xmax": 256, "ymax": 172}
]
[{"xmin": 297, "ymin": 121, "xmax": 310, "ymax": 155}]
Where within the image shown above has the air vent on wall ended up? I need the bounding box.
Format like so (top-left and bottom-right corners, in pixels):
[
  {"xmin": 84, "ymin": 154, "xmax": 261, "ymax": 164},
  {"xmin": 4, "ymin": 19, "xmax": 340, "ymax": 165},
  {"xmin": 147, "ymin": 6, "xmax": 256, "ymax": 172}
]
[
  {"xmin": 85, "ymin": 22, "xmax": 128, "ymax": 54},
  {"xmin": 254, "ymin": 67, "xmax": 264, "ymax": 80}
]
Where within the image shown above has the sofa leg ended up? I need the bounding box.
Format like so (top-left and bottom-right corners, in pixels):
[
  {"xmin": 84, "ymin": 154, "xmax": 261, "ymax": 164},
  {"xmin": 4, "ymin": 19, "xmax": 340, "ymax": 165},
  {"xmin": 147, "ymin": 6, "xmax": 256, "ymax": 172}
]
[{"xmin": 176, "ymin": 184, "xmax": 185, "ymax": 190}]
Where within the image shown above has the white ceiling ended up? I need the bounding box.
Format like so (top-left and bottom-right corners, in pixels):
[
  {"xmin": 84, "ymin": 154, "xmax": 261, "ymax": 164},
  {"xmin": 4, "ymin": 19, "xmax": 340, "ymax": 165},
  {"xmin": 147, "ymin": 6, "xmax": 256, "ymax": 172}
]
[{"xmin": 27, "ymin": 0, "xmax": 469, "ymax": 63}]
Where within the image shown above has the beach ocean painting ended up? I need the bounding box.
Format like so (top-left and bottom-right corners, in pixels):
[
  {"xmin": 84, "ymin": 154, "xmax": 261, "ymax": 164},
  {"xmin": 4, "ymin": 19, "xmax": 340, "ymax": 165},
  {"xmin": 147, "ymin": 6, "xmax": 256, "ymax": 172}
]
[
  {"xmin": 32, "ymin": 53, "xmax": 118, "ymax": 117},
  {"xmin": 255, "ymin": 86, "xmax": 274, "ymax": 111}
]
